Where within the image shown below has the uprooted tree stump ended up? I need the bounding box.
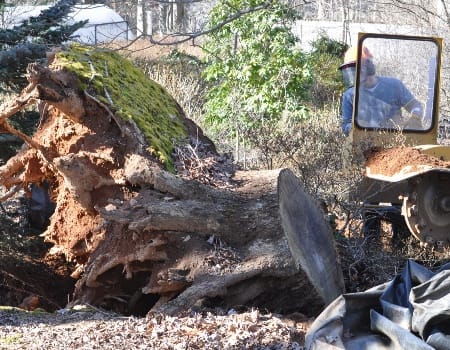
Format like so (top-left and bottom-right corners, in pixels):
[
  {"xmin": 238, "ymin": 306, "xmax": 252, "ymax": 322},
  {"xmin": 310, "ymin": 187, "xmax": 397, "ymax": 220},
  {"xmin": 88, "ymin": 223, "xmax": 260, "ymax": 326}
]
[{"xmin": 0, "ymin": 45, "xmax": 344, "ymax": 316}]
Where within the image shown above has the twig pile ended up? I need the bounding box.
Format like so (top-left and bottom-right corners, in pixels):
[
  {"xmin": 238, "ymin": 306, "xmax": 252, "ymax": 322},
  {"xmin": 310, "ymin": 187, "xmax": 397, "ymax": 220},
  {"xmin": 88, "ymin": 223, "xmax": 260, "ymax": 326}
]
[{"xmin": 173, "ymin": 139, "xmax": 235, "ymax": 188}]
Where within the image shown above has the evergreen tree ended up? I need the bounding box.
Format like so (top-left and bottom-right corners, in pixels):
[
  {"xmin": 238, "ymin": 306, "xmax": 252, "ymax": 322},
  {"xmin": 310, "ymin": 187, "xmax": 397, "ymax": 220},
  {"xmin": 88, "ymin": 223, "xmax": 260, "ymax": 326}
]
[
  {"xmin": 0, "ymin": 0, "xmax": 87, "ymax": 89},
  {"xmin": 0, "ymin": 0, "xmax": 86, "ymax": 161}
]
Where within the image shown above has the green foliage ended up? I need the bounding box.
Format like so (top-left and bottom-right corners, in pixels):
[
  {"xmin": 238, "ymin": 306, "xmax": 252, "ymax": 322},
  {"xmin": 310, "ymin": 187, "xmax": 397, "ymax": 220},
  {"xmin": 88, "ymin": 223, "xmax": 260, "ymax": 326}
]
[
  {"xmin": 306, "ymin": 34, "xmax": 347, "ymax": 108},
  {"xmin": 56, "ymin": 45, "xmax": 187, "ymax": 170},
  {"xmin": 310, "ymin": 33, "xmax": 348, "ymax": 57},
  {"xmin": 202, "ymin": 0, "xmax": 312, "ymax": 143}
]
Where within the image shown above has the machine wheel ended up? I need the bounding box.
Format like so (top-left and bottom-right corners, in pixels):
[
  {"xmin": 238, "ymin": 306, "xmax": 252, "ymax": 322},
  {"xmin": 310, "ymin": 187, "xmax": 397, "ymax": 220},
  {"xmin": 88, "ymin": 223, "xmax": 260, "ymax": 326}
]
[{"xmin": 402, "ymin": 172, "xmax": 450, "ymax": 246}]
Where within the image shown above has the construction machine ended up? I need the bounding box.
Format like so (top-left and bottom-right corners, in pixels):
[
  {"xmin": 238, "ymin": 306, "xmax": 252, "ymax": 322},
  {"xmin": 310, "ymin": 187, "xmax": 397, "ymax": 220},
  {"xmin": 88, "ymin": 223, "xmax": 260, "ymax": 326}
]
[
  {"xmin": 347, "ymin": 33, "xmax": 450, "ymax": 246},
  {"xmin": 281, "ymin": 33, "xmax": 449, "ymax": 308}
]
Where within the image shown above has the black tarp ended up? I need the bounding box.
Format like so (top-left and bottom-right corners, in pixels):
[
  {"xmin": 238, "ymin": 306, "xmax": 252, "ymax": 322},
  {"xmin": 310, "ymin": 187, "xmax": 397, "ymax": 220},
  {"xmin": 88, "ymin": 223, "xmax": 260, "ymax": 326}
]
[{"xmin": 305, "ymin": 259, "xmax": 450, "ymax": 349}]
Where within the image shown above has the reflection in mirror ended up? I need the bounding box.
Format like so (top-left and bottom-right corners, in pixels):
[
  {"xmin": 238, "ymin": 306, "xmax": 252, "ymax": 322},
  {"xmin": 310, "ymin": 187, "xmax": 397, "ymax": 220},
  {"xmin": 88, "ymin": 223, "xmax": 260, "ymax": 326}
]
[{"xmin": 355, "ymin": 37, "xmax": 439, "ymax": 132}]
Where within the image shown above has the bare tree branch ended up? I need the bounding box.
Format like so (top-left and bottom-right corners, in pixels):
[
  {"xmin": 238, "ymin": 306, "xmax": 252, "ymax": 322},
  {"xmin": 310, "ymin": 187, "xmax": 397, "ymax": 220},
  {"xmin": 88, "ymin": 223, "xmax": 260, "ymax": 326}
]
[{"xmin": 109, "ymin": 0, "xmax": 276, "ymax": 52}]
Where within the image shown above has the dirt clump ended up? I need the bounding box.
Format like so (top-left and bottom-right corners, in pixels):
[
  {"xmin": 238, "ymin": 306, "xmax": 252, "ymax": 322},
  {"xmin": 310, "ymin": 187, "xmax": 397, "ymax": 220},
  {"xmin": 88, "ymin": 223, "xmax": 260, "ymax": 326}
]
[{"xmin": 365, "ymin": 146, "xmax": 450, "ymax": 176}]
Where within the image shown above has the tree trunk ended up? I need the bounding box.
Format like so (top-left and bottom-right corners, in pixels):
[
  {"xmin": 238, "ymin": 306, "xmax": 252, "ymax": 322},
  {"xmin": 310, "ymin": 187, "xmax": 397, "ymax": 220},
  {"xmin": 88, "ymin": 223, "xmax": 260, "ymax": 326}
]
[{"xmin": 0, "ymin": 56, "xmax": 344, "ymax": 317}]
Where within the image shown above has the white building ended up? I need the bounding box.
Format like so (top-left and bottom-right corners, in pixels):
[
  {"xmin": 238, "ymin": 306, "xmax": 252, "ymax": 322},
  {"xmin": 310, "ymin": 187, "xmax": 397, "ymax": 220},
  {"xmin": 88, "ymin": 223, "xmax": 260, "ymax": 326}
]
[
  {"xmin": 1, "ymin": 4, "xmax": 134, "ymax": 44},
  {"xmin": 68, "ymin": 4, "xmax": 135, "ymax": 44},
  {"xmin": 293, "ymin": 20, "xmax": 435, "ymax": 52}
]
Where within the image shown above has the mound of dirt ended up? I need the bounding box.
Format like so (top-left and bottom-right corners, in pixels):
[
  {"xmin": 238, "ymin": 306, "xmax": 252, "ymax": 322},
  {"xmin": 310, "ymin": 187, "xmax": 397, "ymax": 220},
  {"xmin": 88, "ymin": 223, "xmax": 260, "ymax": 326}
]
[{"xmin": 365, "ymin": 146, "xmax": 450, "ymax": 176}]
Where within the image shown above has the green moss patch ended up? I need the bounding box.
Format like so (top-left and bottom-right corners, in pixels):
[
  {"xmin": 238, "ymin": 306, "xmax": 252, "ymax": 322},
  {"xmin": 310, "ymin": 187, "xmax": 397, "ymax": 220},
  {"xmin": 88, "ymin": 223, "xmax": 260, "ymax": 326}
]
[
  {"xmin": 0, "ymin": 334, "xmax": 22, "ymax": 345},
  {"xmin": 55, "ymin": 44, "xmax": 187, "ymax": 170}
]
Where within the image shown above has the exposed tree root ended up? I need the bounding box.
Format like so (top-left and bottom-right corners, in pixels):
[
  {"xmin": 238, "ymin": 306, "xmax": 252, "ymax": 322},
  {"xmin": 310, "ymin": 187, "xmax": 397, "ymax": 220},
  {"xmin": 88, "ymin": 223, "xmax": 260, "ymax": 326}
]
[{"xmin": 0, "ymin": 57, "xmax": 343, "ymax": 316}]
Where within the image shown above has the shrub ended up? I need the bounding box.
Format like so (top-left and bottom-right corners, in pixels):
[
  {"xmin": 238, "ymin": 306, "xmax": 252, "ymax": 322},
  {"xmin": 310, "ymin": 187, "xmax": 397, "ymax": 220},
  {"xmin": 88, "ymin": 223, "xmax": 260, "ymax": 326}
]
[
  {"xmin": 202, "ymin": 0, "xmax": 312, "ymax": 155},
  {"xmin": 307, "ymin": 34, "xmax": 347, "ymax": 109}
]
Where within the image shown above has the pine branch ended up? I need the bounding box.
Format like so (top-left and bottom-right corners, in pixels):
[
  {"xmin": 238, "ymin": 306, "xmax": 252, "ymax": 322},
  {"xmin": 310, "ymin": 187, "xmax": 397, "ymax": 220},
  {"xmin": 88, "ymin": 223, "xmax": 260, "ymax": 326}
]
[
  {"xmin": 0, "ymin": 0, "xmax": 79, "ymax": 45},
  {"xmin": 0, "ymin": 0, "xmax": 87, "ymax": 88}
]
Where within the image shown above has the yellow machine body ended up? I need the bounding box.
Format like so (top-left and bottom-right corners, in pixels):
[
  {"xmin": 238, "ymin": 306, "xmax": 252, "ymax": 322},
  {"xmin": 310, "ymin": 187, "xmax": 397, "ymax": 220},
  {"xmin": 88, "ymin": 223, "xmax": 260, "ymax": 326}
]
[{"xmin": 348, "ymin": 33, "xmax": 450, "ymax": 245}]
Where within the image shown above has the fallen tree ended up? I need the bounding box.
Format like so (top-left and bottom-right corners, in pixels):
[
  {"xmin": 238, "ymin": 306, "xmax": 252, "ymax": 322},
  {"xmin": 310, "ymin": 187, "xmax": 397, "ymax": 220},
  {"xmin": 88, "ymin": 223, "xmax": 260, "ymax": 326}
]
[{"xmin": 0, "ymin": 45, "xmax": 344, "ymax": 316}]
